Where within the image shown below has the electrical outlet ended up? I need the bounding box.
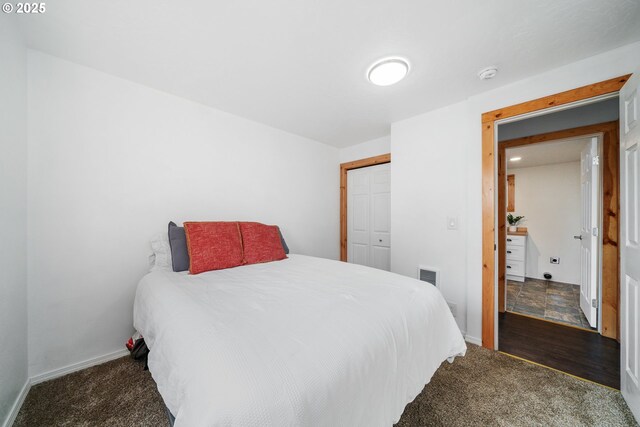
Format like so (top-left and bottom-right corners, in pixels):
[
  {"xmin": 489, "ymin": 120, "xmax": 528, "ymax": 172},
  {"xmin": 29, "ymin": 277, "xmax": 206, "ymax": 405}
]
[
  {"xmin": 447, "ymin": 301, "xmax": 457, "ymax": 318},
  {"xmin": 550, "ymin": 257, "xmax": 560, "ymax": 264}
]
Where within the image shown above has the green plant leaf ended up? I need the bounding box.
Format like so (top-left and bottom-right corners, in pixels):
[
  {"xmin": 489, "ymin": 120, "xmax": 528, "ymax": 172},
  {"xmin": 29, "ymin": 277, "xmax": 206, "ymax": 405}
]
[
  {"xmin": 507, "ymin": 213, "xmax": 525, "ymax": 225},
  {"xmin": 507, "ymin": 214, "xmax": 524, "ymax": 225}
]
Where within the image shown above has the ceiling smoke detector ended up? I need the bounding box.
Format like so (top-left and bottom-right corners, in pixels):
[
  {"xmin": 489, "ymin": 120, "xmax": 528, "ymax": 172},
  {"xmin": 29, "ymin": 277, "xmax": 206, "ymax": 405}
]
[{"xmin": 478, "ymin": 66, "xmax": 498, "ymax": 80}]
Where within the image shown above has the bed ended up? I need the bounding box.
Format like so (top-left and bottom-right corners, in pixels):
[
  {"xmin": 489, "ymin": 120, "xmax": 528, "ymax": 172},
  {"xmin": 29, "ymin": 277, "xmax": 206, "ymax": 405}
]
[{"xmin": 134, "ymin": 254, "xmax": 466, "ymax": 426}]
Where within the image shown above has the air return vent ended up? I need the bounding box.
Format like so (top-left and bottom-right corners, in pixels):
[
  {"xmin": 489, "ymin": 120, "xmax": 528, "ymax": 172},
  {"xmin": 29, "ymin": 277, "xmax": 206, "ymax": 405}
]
[{"xmin": 418, "ymin": 266, "xmax": 440, "ymax": 288}]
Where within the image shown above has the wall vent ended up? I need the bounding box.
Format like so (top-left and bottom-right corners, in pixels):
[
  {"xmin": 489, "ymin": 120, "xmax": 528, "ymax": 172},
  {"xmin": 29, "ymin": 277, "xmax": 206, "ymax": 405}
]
[{"xmin": 418, "ymin": 266, "xmax": 440, "ymax": 288}]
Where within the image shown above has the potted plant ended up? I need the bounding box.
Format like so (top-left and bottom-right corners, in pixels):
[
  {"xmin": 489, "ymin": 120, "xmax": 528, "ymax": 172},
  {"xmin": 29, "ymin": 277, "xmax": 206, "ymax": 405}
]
[{"xmin": 507, "ymin": 213, "xmax": 524, "ymax": 232}]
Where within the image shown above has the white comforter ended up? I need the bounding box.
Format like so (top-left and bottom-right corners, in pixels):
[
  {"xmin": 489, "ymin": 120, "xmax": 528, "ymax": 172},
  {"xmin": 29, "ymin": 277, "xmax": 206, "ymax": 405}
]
[{"xmin": 134, "ymin": 255, "xmax": 466, "ymax": 427}]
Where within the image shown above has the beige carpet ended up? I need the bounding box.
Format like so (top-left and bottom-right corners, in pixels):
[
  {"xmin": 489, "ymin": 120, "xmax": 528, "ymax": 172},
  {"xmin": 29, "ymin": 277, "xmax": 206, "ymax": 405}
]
[{"xmin": 15, "ymin": 345, "xmax": 637, "ymax": 426}]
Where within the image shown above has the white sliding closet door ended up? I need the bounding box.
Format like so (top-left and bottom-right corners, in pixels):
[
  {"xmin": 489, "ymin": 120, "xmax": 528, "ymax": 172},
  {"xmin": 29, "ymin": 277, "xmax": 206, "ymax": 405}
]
[{"xmin": 347, "ymin": 163, "xmax": 390, "ymax": 271}]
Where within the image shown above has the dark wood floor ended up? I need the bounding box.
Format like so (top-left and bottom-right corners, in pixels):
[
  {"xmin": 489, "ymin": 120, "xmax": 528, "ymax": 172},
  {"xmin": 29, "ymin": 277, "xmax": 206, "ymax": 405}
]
[{"xmin": 499, "ymin": 312, "xmax": 620, "ymax": 389}]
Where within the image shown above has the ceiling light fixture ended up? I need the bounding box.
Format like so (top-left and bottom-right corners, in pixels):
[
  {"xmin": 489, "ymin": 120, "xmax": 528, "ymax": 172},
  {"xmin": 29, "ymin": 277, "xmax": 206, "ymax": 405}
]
[
  {"xmin": 478, "ymin": 66, "xmax": 498, "ymax": 80},
  {"xmin": 510, "ymin": 157, "xmax": 522, "ymax": 162},
  {"xmin": 367, "ymin": 57, "xmax": 410, "ymax": 86}
]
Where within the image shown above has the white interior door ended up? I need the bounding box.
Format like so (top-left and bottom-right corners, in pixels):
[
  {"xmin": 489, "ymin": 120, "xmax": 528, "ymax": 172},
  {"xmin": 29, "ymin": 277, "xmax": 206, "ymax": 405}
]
[
  {"xmin": 579, "ymin": 136, "xmax": 600, "ymax": 328},
  {"xmin": 347, "ymin": 163, "xmax": 390, "ymax": 270},
  {"xmin": 370, "ymin": 164, "xmax": 391, "ymax": 270},
  {"xmin": 347, "ymin": 167, "xmax": 371, "ymax": 266},
  {"xmin": 621, "ymin": 72, "xmax": 640, "ymax": 421}
]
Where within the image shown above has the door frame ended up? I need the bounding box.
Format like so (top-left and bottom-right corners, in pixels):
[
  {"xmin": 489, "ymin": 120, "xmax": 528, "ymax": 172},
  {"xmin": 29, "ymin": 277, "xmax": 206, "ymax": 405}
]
[
  {"xmin": 481, "ymin": 75, "xmax": 630, "ymax": 349},
  {"xmin": 497, "ymin": 121, "xmax": 620, "ymax": 339},
  {"xmin": 340, "ymin": 154, "xmax": 391, "ymax": 261}
]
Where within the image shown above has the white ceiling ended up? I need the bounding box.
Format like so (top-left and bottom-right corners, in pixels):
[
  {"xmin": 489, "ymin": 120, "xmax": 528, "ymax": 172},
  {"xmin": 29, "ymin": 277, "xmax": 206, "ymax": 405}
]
[
  {"xmin": 506, "ymin": 136, "xmax": 591, "ymax": 169},
  {"xmin": 23, "ymin": 1, "xmax": 640, "ymax": 147}
]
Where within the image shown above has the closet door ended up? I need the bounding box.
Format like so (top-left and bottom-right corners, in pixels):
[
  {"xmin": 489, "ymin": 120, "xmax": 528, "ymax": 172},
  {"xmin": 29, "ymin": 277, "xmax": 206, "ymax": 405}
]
[
  {"xmin": 370, "ymin": 164, "xmax": 391, "ymax": 271},
  {"xmin": 347, "ymin": 167, "xmax": 371, "ymax": 266},
  {"xmin": 347, "ymin": 163, "xmax": 390, "ymax": 271}
]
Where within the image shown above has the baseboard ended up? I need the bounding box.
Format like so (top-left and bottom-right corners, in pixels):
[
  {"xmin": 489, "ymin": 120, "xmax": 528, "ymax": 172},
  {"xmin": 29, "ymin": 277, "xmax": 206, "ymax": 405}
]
[
  {"xmin": 465, "ymin": 335, "xmax": 482, "ymax": 346},
  {"xmin": 30, "ymin": 348, "xmax": 129, "ymax": 386},
  {"xmin": 2, "ymin": 378, "xmax": 30, "ymax": 427}
]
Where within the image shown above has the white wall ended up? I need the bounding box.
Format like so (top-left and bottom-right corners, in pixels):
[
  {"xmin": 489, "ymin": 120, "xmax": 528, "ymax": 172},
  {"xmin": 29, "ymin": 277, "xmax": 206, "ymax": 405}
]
[
  {"xmin": 27, "ymin": 51, "xmax": 340, "ymax": 378},
  {"xmin": 509, "ymin": 163, "xmax": 581, "ymax": 284},
  {"xmin": 390, "ymin": 40, "xmax": 640, "ymax": 343},
  {"xmin": 391, "ymin": 102, "xmax": 470, "ymax": 334},
  {"xmin": 0, "ymin": 16, "xmax": 28, "ymax": 426},
  {"xmin": 339, "ymin": 135, "xmax": 390, "ymax": 163}
]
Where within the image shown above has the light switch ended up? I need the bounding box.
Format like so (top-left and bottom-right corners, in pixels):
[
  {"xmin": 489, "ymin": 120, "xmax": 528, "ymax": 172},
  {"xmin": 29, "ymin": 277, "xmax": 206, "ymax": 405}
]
[{"xmin": 447, "ymin": 216, "xmax": 458, "ymax": 230}]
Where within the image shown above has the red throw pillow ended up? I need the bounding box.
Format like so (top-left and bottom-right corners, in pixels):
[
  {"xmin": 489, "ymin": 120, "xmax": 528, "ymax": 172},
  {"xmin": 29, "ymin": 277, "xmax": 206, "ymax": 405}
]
[
  {"xmin": 183, "ymin": 222, "xmax": 245, "ymax": 274},
  {"xmin": 239, "ymin": 222, "xmax": 287, "ymax": 265}
]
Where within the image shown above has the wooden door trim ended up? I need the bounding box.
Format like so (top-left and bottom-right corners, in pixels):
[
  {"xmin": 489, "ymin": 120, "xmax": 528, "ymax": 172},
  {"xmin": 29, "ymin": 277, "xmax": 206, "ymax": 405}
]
[
  {"xmin": 482, "ymin": 75, "xmax": 630, "ymax": 124},
  {"xmin": 481, "ymin": 75, "xmax": 630, "ymax": 350},
  {"xmin": 506, "ymin": 175, "xmax": 515, "ymax": 213},
  {"xmin": 340, "ymin": 154, "xmax": 391, "ymax": 261},
  {"xmin": 497, "ymin": 121, "xmax": 620, "ymax": 340},
  {"xmin": 501, "ymin": 121, "xmax": 621, "ymax": 148}
]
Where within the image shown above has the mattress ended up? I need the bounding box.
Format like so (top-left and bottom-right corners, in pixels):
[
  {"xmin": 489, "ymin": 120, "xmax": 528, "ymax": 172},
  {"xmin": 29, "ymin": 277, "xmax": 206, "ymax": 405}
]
[{"xmin": 134, "ymin": 254, "xmax": 466, "ymax": 426}]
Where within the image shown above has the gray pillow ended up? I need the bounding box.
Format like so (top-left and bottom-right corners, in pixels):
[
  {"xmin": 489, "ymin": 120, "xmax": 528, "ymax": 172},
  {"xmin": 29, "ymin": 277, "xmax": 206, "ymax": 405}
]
[
  {"xmin": 277, "ymin": 227, "xmax": 289, "ymax": 254},
  {"xmin": 168, "ymin": 221, "xmax": 190, "ymax": 272}
]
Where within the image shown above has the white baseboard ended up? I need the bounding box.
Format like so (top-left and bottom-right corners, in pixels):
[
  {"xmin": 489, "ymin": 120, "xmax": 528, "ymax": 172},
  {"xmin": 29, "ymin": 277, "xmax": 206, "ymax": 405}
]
[
  {"xmin": 30, "ymin": 348, "xmax": 129, "ymax": 386},
  {"xmin": 2, "ymin": 378, "xmax": 30, "ymax": 427},
  {"xmin": 465, "ymin": 335, "xmax": 482, "ymax": 346}
]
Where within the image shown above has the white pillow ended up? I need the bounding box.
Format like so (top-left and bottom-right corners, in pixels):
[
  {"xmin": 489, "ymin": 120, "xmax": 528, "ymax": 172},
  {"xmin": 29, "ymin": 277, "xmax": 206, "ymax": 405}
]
[{"xmin": 149, "ymin": 232, "xmax": 172, "ymax": 272}]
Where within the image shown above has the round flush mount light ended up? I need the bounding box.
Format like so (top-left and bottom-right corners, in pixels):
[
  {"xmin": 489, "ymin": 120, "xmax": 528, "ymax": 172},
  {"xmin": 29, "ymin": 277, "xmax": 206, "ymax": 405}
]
[
  {"xmin": 478, "ymin": 66, "xmax": 498, "ymax": 80},
  {"xmin": 367, "ymin": 57, "xmax": 410, "ymax": 86},
  {"xmin": 509, "ymin": 156, "xmax": 522, "ymax": 162}
]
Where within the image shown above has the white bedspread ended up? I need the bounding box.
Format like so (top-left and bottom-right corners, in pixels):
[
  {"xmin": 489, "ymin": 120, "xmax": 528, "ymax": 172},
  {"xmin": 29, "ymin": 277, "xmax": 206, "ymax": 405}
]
[{"xmin": 134, "ymin": 255, "xmax": 466, "ymax": 427}]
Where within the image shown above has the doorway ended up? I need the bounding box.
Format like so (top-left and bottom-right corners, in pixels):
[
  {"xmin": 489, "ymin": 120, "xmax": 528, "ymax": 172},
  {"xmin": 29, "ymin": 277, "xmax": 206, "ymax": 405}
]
[
  {"xmin": 339, "ymin": 154, "xmax": 391, "ymax": 267},
  {"xmin": 480, "ymin": 75, "xmax": 630, "ymax": 350},
  {"xmin": 496, "ymin": 119, "xmax": 622, "ymax": 388},
  {"xmin": 497, "ymin": 121, "xmax": 620, "ymax": 337},
  {"xmin": 494, "ymin": 100, "xmax": 622, "ymax": 388},
  {"xmin": 480, "ymin": 77, "xmax": 632, "ymax": 391},
  {"xmin": 502, "ymin": 134, "xmax": 602, "ymax": 330}
]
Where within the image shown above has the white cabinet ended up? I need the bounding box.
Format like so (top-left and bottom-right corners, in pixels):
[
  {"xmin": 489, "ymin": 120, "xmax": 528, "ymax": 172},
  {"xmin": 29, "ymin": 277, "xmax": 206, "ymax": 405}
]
[{"xmin": 506, "ymin": 234, "xmax": 527, "ymax": 282}]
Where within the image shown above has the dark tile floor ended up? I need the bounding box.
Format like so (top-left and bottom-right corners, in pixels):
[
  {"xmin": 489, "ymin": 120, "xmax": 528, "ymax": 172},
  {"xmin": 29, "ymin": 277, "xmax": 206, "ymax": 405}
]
[{"xmin": 507, "ymin": 278, "xmax": 594, "ymax": 330}]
